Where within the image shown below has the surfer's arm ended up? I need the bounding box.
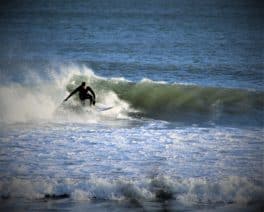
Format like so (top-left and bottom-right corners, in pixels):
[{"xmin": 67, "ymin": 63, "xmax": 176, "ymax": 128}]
[
  {"xmin": 64, "ymin": 86, "xmax": 80, "ymax": 101},
  {"xmin": 87, "ymin": 87, "xmax": 96, "ymax": 100},
  {"xmin": 87, "ymin": 86, "xmax": 96, "ymax": 105}
]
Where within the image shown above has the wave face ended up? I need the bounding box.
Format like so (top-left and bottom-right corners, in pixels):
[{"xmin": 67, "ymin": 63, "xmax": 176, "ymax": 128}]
[{"xmin": 66, "ymin": 71, "xmax": 264, "ymax": 126}]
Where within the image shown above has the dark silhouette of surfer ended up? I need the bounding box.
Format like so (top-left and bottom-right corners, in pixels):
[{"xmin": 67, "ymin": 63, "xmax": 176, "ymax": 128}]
[{"xmin": 64, "ymin": 82, "xmax": 96, "ymax": 105}]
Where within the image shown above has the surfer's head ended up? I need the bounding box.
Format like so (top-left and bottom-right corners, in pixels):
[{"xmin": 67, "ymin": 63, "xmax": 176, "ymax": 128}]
[{"xmin": 81, "ymin": 82, "xmax": 86, "ymax": 87}]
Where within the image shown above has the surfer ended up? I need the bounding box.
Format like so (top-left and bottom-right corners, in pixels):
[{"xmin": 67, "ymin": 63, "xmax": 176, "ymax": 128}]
[{"xmin": 64, "ymin": 82, "xmax": 96, "ymax": 106}]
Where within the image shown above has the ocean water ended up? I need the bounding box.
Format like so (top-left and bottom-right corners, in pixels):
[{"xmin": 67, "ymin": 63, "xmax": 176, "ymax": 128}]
[{"xmin": 0, "ymin": 0, "xmax": 263, "ymax": 211}]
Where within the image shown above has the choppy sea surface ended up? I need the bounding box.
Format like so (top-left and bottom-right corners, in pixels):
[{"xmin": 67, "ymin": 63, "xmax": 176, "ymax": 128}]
[{"xmin": 0, "ymin": 0, "xmax": 263, "ymax": 211}]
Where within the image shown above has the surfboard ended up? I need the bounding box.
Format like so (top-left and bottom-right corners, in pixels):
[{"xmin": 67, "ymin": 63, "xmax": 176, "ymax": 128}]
[{"xmin": 95, "ymin": 105, "xmax": 113, "ymax": 112}]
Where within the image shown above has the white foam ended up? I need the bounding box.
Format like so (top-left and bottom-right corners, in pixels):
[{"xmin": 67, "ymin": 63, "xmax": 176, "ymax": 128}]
[
  {"xmin": 110, "ymin": 77, "xmax": 131, "ymax": 83},
  {"xmin": 140, "ymin": 78, "xmax": 167, "ymax": 84},
  {"xmin": 0, "ymin": 84, "xmax": 57, "ymax": 123},
  {"xmin": 0, "ymin": 175, "xmax": 262, "ymax": 205}
]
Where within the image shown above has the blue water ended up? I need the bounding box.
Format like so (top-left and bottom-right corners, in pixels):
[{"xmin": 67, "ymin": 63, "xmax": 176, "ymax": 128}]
[{"xmin": 0, "ymin": 0, "xmax": 263, "ymax": 211}]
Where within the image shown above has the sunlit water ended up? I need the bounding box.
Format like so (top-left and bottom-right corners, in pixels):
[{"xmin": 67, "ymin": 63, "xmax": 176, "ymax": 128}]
[{"xmin": 0, "ymin": 119, "xmax": 263, "ymax": 211}]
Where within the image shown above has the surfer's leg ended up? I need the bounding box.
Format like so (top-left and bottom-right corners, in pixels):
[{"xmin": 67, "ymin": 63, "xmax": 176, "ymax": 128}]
[{"xmin": 84, "ymin": 94, "xmax": 93, "ymax": 106}]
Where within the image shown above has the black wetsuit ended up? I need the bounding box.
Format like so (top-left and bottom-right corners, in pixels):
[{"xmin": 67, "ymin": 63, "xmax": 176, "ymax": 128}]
[{"xmin": 65, "ymin": 85, "xmax": 96, "ymax": 105}]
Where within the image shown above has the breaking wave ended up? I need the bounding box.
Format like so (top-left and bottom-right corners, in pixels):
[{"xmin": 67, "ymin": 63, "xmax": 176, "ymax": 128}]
[
  {"xmin": 65, "ymin": 66, "xmax": 264, "ymax": 125},
  {"xmin": 0, "ymin": 175, "xmax": 263, "ymax": 209},
  {"xmin": 0, "ymin": 65, "xmax": 132, "ymax": 124},
  {"xmin": 0, "ymin": 64, "xmax": 263, "ymax": 125}
]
